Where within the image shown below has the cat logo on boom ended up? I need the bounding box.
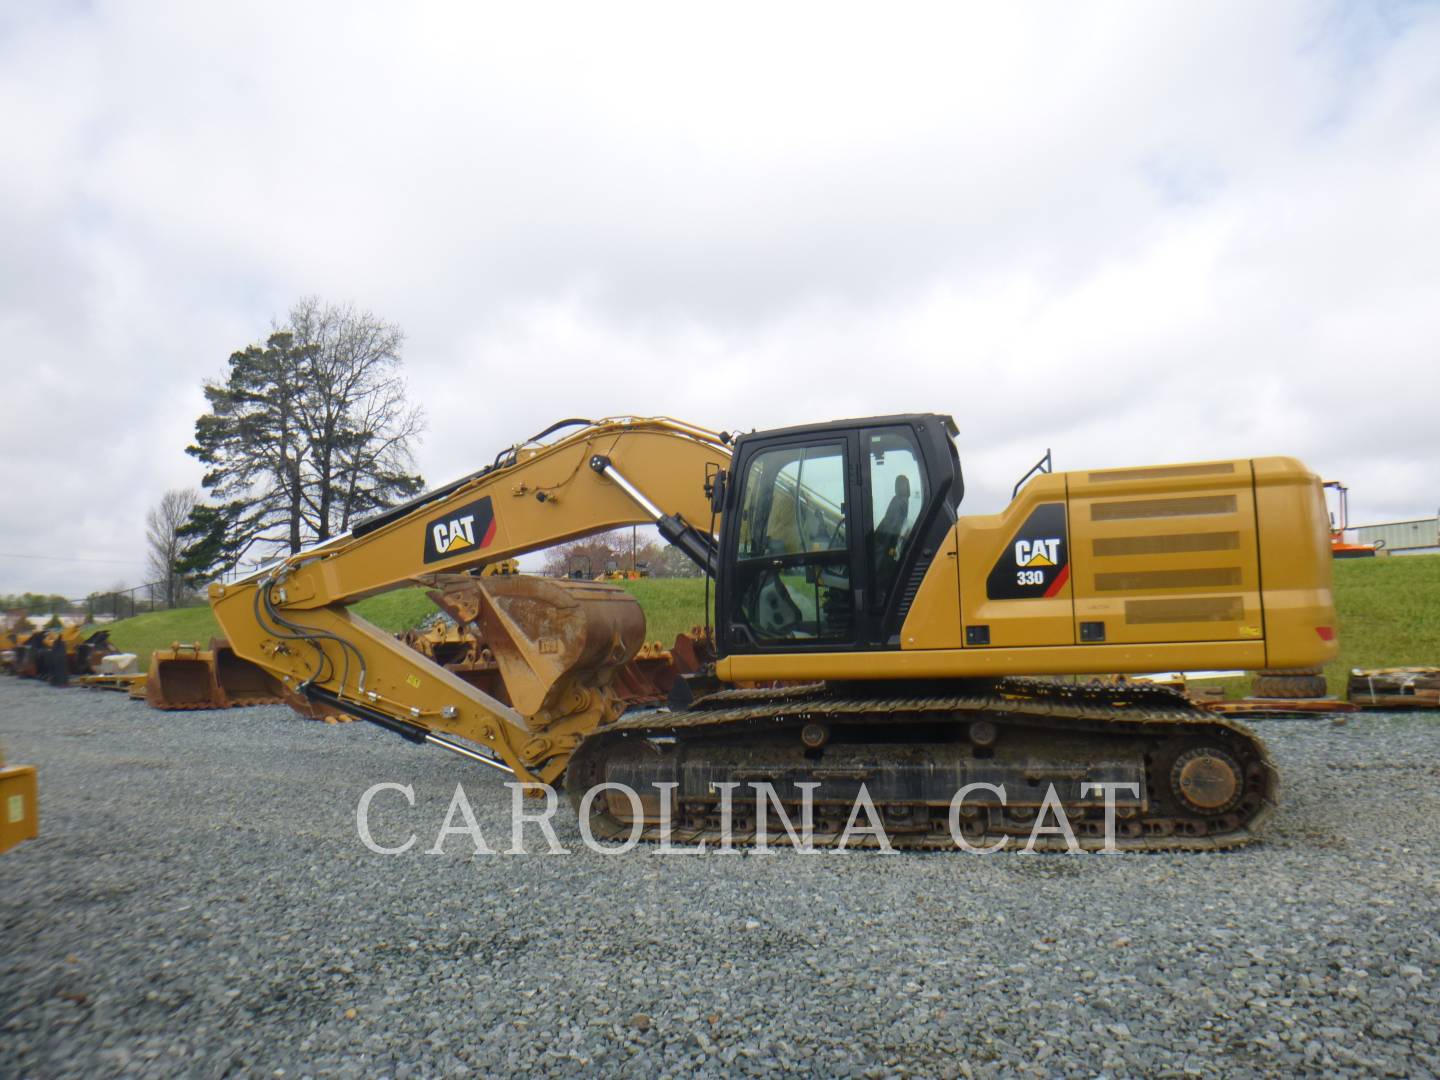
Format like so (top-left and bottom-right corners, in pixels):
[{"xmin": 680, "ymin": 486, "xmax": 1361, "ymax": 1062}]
[
  {"xmin": 433, "ymin": 515, "xmax": 477, "ymax": 554},
  {"xmin": 422, "ymin": 496, "xmax": 497, "ymax": 564}
]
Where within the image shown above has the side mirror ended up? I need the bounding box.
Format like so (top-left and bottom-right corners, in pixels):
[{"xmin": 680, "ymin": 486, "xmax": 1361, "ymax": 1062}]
[{"xmin": 707, "ymin": 468, "xmax": 728, "ymax": 515}]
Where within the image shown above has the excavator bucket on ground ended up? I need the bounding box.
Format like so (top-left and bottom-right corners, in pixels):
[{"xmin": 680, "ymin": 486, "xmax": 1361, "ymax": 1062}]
[
  {"xmin": 211, "ymin": 638, "xmax": 287, "ymax": 706},
  {"xmin": 610, "ymin": 629, "xmax": 716, "ymax": 706},
  {"xmin": 143, "ymin": 639, "xmax": 288, "ymax": 710},
  {"xmin": 146, "ymin": 643, "xmax": 224, "ymax": 710},
  {"xmin": 277, "ymin": 683, "xmax": 356, "ymax": 723}
]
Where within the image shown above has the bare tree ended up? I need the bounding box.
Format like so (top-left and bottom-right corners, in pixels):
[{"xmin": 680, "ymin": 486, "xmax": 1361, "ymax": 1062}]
[
  {"xmin": 146, "ymin": 488, "xmax": 201, "ymax": 607},
  {"xmin": 538, "ymin": 529, "xmax": 704, "ymax": 578},
  {"xmin": 541, "ymin": 531, "xmax": 636, "ymax": 578}
]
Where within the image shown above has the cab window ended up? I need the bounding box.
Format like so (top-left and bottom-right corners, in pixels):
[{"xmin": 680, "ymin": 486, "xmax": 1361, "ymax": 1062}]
[
  {"xmin": 865, "ymin": 427, "xmax": 927, "ymax": 608},
  {"xmin": 732, "ymin": 441, "xmax": 853, "ymax": 643}
]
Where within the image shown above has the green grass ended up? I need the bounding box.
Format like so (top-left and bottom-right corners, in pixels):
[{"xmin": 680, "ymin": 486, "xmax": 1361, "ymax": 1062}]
[
  {"xmin": 1322, "ymin": 553, "xmax": 1440, "ymax": 686},
  {"xmin": 349, "ymin": 588, "xmax": 438, "ymax": 633},
  {"xmin": 619, "ymin": 577, "xmax": 708, "ymax": 644}
]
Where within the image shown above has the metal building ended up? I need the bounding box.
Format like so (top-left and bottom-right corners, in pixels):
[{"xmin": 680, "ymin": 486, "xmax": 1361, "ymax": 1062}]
[{"xmin": 1354, "ymin": 517, "xmax": 1440, "ymax": 556}]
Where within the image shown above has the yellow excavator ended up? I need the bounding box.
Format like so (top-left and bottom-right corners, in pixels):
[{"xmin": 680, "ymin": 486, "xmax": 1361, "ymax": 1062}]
[{"xmin": 210, "ymin": 414, "xmax": 1337, "ymax": 850}]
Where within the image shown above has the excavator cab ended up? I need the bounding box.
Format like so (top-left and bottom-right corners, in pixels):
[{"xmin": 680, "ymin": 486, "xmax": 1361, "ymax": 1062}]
[{"xmin": 717, "ymin": 413, "xmax": 963, "ymax": 653}]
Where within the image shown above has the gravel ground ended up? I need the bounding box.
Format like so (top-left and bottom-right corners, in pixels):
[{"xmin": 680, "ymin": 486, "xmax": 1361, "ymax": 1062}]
[{"xmin": 1, "ymin": 676, "xmax": 1438, "ymax": 1079}]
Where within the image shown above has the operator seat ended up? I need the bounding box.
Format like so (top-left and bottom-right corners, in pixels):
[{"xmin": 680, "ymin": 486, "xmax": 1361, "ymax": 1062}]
[
  {"xmin": 872, "ymin": 474, "xmax": 912, "ymax": 604},
  {"xmin": 876, "ymin": 474, "xmax": 911, "ymax": 553}
]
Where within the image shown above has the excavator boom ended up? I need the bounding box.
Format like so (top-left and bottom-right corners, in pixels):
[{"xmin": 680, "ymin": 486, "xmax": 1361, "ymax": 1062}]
[{"xmin": 210, "ymin": 417, "xmax": 731, "ymax": 784}]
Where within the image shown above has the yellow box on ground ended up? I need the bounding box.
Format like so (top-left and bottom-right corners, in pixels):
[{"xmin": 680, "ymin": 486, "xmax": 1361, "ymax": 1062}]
[{"xmin": 0, "ymin": 764, "xmax": 39, "ymax": 854}]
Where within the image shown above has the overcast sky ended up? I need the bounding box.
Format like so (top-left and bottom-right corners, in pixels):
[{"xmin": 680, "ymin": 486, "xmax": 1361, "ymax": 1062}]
[{"xmin": 2, "ymin": 1, "xmax": 1437, "ymax": 595}]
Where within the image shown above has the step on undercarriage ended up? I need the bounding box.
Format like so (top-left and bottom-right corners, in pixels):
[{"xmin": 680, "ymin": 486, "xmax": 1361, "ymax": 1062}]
[{"xmin": 565, "ymin": 679, "xmax": 1278, "ymax": 852}]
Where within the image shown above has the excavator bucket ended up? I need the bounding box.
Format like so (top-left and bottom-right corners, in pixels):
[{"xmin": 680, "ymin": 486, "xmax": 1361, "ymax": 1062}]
[
  {"xmin": 145, "ymin": 643, "xmax": 225, "ymax": 710},
  {"xmin": 277, "ymin": 682, "xmax": 356, "ymax": 723},
  {"xmin": 211, "ymin": 638, "xmax": 287, "ymax": 706},
  {"xmin": 408, "ymin": 580, "xmax": 715, "ymax": 714},
  {"xmin": 609, "ymin": 628, "xmax": 718, "ymax": 707},
  {"xmin": 425, "ymin": 573, "xmax": 646, "ymax": 725}
]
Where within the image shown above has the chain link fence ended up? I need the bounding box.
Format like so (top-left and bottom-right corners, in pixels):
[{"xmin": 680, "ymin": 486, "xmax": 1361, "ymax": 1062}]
[{"xmin": 4, "ymin": 581, "xmax": 210, "ymax": 628}]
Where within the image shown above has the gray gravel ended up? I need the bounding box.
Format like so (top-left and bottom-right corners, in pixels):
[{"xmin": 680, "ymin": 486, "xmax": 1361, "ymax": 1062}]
[{"xmin": 2, "ymin": 676, "xmax": 1438, "ymax": 1079}]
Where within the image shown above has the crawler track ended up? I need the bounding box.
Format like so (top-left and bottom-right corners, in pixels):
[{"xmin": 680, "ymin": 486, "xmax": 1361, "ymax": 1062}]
[{"xmin": 566, "ymin": 678, "xmax": 1278, "ymax": 851}]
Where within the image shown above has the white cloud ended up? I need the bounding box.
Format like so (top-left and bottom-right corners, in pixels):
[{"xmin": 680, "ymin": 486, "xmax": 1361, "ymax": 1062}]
[{"xmin": 1, "ymin": 1, "xmax": 1437, "ymax": 594}]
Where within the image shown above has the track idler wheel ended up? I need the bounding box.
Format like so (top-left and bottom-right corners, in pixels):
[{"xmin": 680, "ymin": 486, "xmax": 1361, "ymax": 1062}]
[{"xmin": 1170, "ymin": 747, "xmax": 1243, "ymax": 815}]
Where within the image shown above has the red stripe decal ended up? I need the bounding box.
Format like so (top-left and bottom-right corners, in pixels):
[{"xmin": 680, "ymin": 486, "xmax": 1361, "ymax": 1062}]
[
  {"xmin": 481, "ymin": 516, "xmax": 498, "ymax": 548},
  {"xmin": 1043, "ymin": 564, "xmax": 1070, "ymax": 598}
]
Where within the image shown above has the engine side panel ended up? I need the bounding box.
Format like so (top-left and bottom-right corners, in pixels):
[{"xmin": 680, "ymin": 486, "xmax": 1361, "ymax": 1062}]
[{"xmin": 716, "ymin": 456, "xmax": 1337, "ymax": 683}]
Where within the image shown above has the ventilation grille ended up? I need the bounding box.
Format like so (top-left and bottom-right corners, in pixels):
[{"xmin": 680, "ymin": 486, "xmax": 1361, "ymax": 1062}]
[
  {"xmin": 1096, "ymin": 567, "xmax": 1241, "ymax": 592},
  {"xmin": 1088, "ymin": 462, "xmax": 1236, "ymax": 484},
  {"xmin": 1090, "ymin": 494, "xmax": 1238, "ymax": 522},
  {"xmin": 1125, "ymin": 596, "xmax": 1244, "ymax": 624},
  {"xmin": 1092, "ymin": 531, "xmax": 1240, "ymax": 557},
  {"xmin": 893, "ymin": 557, "xmax": 931, "ymax": 624}
]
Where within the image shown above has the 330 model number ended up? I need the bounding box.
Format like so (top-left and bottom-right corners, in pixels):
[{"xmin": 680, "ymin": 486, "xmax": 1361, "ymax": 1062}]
[{"xmin": 1016, "ymin": 569, "xmax": 1046, "ymax": 586}]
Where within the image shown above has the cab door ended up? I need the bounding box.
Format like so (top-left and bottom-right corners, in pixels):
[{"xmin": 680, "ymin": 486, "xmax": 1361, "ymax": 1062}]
[
  {"xmin": 721, "ymin": 434, "xmax": 864, "ymax": 653},
  {"xmin": 859, "ymin": 425, "xmax": 932, "ymax": 642}
]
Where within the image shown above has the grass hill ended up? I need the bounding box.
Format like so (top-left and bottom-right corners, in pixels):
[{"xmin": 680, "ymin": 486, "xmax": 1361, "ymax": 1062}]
[
  {"xmin": 1319, "ymin": 553, "xmax": 1440, "ymax": 685},
  {"xmin": 93, "ymin": 557, "xmax": 1437, "ymax": 691}
]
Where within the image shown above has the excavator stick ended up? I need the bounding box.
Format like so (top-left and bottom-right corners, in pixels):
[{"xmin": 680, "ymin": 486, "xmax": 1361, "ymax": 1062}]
[{"xmin": 146, "ymin": 643, "xmax": 225, "ymax": 710}]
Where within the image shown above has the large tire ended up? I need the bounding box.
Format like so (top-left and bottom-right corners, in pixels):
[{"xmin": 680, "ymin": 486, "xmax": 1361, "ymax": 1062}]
[
  {"xmin": 1258, "ymin": 667, "xmax": 1322, "ymax": 677},
  {"xmin": 1252, "ymin": 674, "xmax": 1328, "ymax": 699}
]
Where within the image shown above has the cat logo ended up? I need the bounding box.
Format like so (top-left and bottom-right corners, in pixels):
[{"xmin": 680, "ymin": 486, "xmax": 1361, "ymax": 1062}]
[
  {"xmin": 432, "ymin": 515, "xmax": 477, "ymax": 554},
  {"xmin": 423, "ymin": 496, "xmax": 497, "ymax": 564},
  {"xmin": 1015, "ymin": 538, "xmax": 1062, "ymax": 568},
  {"xmin": 987, "ymin": 502, "xmax": 1069, "ymax": 600}
]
